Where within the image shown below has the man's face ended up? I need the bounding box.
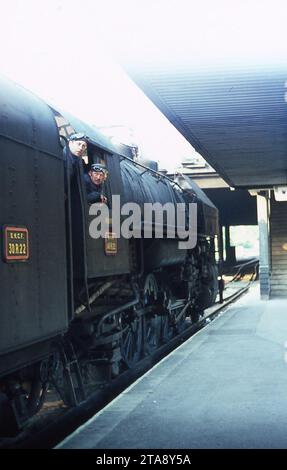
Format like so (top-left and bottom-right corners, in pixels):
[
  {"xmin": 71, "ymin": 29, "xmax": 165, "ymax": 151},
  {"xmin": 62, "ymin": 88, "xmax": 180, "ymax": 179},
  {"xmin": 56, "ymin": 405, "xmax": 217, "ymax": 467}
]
[
  {"xmin": 89, "ymin": 170, "xmax": 105, "ymax": 185},
  {"xmin": 69, "ymin": 139, "xmax": 87, "ymax": 158}
]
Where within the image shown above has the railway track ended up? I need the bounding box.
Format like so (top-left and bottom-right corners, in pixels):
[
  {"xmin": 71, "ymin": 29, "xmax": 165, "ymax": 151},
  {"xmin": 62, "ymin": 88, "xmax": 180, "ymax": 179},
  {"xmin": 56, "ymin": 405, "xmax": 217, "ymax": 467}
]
[{"xmin": 0, "ymin": 281, "xmax": 252, "ymax": 449}]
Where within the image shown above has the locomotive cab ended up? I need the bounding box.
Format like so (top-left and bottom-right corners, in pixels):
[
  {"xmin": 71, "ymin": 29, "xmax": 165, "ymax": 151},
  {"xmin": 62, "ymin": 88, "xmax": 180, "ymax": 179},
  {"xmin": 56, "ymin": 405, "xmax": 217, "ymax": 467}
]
[
  {"xmin": 83, "ymin": 144, "xmax": 131, "ymax": 279},
  {"xmin": 51, "ymin": 109, "xmax": 132, "ymax": 313}
]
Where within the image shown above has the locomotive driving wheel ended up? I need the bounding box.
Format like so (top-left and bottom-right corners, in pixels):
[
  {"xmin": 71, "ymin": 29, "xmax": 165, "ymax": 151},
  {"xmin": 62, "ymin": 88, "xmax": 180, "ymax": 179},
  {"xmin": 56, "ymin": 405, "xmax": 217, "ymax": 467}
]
[
  {"xmin": 26, "ymin": 361, "xmax": 49, "ymax": 416},
  {"xmin": 160, "ymin": 311, "xmax": 174, "ymax": 344},
  {"xmin": 143, "ymin": 314, "xmax": 161, "ymax": 354},
  {"xmin": 142, "ymin": 274, "xmax": 162, "ymax": 355},
  {"xmin": 160, "ymin": 288, "xmax": 175, "ymax": 343},
  {"xmin": 174, "ymin": 306, "xmax": 188, "ymax": 333},
  {"xmin": 120, "ymin": 311, "xmax": 142, "ymax": 369}
]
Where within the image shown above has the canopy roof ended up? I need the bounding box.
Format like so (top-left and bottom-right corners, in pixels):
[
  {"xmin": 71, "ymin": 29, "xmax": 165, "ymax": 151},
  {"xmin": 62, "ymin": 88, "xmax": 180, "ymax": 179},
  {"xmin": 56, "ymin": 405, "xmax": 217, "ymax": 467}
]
[{"xmin": 124, "ymin": 62, "xmax": 287, "ymax": 189}]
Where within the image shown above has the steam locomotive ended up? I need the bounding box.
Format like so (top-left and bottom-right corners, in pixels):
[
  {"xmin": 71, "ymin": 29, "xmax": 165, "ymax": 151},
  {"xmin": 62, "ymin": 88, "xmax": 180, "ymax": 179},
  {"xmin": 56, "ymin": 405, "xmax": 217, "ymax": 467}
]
[{"xmin": 0, "ymin": 76, "xmax": 218, "ymax": 436}]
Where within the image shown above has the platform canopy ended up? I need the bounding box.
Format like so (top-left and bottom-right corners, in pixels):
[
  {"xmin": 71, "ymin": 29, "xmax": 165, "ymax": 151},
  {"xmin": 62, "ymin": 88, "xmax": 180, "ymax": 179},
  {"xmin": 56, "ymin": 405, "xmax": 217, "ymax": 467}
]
[
  {"xmin": 104, "ymin": 0, "xmax": 287, "ymax": 189},
  {"xmin": 125, "ymin": 63, "xmax": 287, "ymax": 189}
]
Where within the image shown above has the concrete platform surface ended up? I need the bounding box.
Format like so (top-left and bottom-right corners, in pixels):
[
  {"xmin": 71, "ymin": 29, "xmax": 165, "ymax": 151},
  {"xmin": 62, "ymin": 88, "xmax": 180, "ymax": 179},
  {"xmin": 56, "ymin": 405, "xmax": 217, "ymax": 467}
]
[{"xmin": 57, "ymin": 285, "xmax": 287, "ymax": 449}]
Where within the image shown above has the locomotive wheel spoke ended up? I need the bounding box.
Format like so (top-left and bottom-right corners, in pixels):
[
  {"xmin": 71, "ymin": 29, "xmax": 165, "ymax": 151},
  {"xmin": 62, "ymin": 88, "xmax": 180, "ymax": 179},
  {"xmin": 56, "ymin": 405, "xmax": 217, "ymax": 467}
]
[
  {"xmin": 142, "ymin": 273, "xmax": 162, "ymax": 355},
  {"xmin": 143, "ymin": 314, "xmax": 161, "ymax": 355},
  {"xmin": 27, "ymin": 379, "xmax": 48, "ymax": 416},
  {"xmin": 175, "ymin": 307, "xmax": 188, "ymax": 334},
  {"xmin": 120, "ymin": 315, "xmax": 142, "ymax": 369},
  {"xmin": 160, "ymin": 313, "xmax": 174, "ymax": 344}
]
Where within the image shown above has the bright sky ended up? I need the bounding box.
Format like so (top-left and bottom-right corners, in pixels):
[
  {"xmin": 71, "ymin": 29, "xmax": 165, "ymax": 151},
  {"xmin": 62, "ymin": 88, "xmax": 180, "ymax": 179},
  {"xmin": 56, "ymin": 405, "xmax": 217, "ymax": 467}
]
[
  {"xmin": 0, "ymin": 0, "xmax": 198, "ymax": 170},
  {"xmin": 1, "ymin": 0, "xmax": 286, "ymax": 170}
]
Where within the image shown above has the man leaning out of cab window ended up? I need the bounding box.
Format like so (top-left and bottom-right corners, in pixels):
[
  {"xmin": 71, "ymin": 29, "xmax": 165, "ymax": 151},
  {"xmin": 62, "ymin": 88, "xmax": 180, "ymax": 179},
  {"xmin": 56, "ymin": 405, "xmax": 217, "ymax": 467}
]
[
  {"xmin": 65, "ymin": 132, "xmax": 88, "ymax": 177},
  {"xmin": 84, "ymin": 163, "xmax": 108, "ymax": 204}
]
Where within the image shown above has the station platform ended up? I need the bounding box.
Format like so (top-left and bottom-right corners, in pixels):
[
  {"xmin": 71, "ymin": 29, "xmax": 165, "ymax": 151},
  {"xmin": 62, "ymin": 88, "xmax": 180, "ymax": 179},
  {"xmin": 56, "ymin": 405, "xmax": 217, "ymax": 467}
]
[{"xmin": 57, "ymin": 284, "xmax": 287, "ymax": 449}]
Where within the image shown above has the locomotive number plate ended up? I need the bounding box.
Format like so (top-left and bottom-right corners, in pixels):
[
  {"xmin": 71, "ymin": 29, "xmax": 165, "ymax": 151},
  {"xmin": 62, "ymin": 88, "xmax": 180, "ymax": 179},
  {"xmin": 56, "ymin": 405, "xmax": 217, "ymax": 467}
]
[
  {"xmin": 105, "ymin": 232, "xmax": 117, "ymax": 255},
  {"xmin": 4, "ymin": 226, "xmax": 29, "ymax": 262}
]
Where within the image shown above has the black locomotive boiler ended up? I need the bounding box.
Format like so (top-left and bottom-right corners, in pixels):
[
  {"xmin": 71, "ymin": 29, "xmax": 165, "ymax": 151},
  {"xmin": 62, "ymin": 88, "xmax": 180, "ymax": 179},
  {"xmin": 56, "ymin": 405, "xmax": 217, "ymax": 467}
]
[{"xmin": 0, "ymin": 76, "xmax": 218, "ymax": 436}]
